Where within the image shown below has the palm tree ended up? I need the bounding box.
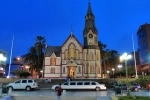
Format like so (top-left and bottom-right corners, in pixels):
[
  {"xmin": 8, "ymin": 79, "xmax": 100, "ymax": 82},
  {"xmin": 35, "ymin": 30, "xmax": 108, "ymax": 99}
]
[
  {"xmin": 34, "ymin": 36, "xmax": 46, "ymax": 73},
  {"xmin": 98, "ymin": 41, "xmax": 120, "ymax": 78},
  {"xmin": 108, "ymin": 50, "xmax": 119, "ymax": 70},
  {"xmin": 23, "ymin": 47, "xmax": 38, "ymax": 75},
  {"xmin": 98, "ymin": 41, "xmax": 107, "ymax": 77}
]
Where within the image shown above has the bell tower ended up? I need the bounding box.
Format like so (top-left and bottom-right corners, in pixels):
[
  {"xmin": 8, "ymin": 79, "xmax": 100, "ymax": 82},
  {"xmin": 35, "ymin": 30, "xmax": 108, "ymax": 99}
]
[
  {"xmin": 83, "ymin": 2, "xmax": 102, "ymax": 78},
  {"xmin": 83, "ymin": 2, "xmax": 99, "ymax": 49}
]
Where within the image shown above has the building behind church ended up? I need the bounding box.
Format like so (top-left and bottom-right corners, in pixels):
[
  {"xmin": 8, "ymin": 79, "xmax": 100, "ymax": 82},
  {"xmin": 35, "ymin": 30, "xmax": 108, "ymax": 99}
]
[{"xmin": 43, "ymin": 3, "xmax": 102, "ymax": 78}]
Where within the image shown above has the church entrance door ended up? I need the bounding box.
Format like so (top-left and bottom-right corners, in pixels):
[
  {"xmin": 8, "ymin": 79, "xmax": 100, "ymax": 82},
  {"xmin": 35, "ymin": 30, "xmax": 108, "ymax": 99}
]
[{"xmin": 67, "ymin": 67, "xmax": 76, "ymax": 78}]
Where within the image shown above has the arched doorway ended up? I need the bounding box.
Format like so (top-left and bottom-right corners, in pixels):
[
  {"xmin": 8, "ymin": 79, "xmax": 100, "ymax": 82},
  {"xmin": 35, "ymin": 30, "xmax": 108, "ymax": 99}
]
[{"xmin": 67, "ymin": 66, "xmax": 76, "ymax": 78}]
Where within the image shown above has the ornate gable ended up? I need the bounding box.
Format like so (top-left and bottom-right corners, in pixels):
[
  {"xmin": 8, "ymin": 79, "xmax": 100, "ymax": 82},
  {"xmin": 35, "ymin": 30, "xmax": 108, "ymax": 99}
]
[
  {"xmin": 66, "ymin": 58, "xmax": 77, "ymax": 67},
  {"xmin": 61, "ymin": 33, "xmax": 83, "ymax": 53}
]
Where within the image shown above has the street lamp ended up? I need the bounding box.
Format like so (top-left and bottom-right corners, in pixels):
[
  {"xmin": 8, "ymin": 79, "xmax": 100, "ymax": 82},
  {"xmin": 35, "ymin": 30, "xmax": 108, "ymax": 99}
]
[
  {"xmin": 112, "ymin": 68, "xmax": 115, "ymax": 81},
  {"xmin": 106, "ymin": 70, "xmax": 110, "ymax": 78},
  {"xmin": 118, "ymin": 65, "xmax": 122, "ymax": 77},
  {"xmin": 118, "ymin": 65, "xmax": 122, "ymax": 69},
  {"xmin": 120, "ymin": 52, "xmax": 132, "ymax": 96},
  {"xmin": 40, "ymin": 70, "xmax": 43, "ymax": 78}
]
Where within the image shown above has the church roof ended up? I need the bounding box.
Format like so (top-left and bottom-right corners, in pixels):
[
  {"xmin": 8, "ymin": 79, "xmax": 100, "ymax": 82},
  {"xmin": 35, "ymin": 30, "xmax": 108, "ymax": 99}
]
[
  {"xmin": 61, "ymin": 33, "xmax": 83, "ymax": 47},
  {"xmin": 45, "ymin": 46, "xmax": 61, "ymax": 57}
]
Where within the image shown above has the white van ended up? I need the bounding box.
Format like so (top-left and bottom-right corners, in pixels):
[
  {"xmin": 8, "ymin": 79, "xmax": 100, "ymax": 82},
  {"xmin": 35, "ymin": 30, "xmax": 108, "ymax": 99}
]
[
  {"xmin": 51, "ymin": 81, "xmax": 106, "ymax": 91},
  {"xmin": 7, "ymin": 79, "xmax": 38, "ymax": 91}
]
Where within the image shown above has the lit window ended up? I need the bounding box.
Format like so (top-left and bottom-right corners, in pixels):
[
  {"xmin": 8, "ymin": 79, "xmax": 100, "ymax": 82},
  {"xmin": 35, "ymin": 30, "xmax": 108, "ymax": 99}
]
[
  {"xmin": 69, "ymin": 43, "xmax": 75, "ymax": 59},
  {"xmin": 64, "ymin": 50, "xmax": 68, "ymax": 60},
  {"xmin": 50, "ymin": 56, "xmax": 56, "ymax": 66},
  {"xmin": 90, "ymin": 64, "xmax": 94, "ymax": 73}
]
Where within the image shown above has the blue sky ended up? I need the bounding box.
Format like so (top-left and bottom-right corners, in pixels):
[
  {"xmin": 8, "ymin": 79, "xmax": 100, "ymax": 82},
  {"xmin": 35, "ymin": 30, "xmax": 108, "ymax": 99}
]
[{"xmin": 0, "ymin": 0, "xmax": 150, "ymax": 62}]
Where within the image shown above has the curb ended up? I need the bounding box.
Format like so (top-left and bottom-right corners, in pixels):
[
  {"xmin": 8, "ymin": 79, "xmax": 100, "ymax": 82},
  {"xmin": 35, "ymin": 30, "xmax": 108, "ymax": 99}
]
[{"xmin": 110, "ymin": 95, "xmax": 118, "ymax": 100}]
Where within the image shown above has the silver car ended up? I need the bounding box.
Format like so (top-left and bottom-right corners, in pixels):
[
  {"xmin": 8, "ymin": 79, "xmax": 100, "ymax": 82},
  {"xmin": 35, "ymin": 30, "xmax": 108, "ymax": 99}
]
[{"xmin": 51, "ymin": 81, "xmax": 106, "ymax": 91}]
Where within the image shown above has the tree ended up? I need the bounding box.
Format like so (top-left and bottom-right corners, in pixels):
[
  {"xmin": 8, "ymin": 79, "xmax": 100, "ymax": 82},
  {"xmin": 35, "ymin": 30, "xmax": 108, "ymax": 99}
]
[
  {"xmin": 98, "ymin": 41, "xmax": 120, "ymax": 78},
  {"xmin": 23, "ymin": 36, "xmax": 46, "ymax": 78},
  {"xmin": 23, "ymin": 47, "xmax": 38, "ymax": 75},
  {"xmin": 34, "ymin": 36, "xmax": 46, "ymax": 73},
  {"xmin": 11, "ymin": 69, "xmax": 31, "ymax": 78}
]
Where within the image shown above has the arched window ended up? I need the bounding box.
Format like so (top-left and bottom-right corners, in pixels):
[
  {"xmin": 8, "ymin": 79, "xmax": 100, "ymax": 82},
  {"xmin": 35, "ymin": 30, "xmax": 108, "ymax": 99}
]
[
  {"xmin": 50, "ymin": 56, "xmax": 56, "ymax": 66},
  {"xmin": 50, "ymin": 67, "xmax": 55, "ymax": 73},
  {"xmin": 84, "ymin": 52, "xmax": 87, "ymax": 60},
  {"xmin": 90, "ymin": 64, "xmax": 94, "ymax": 73},
  {"xmin": 63, "ymin": 67, "xmax": 65, "ymax": 73},
  {"xmin": 78, "ymin": 66, "xmax": 81, "ymax": 73},
  {"xmin": 69, "ymin": 43, "xmax": 75, "ymax": 59},
  {"xmin": 97, "ymin": 67, "xmax": 100, "ymax": 74},
  {"xmin": 97, "ymin": 53, "xmax": 99, "ymax": 60},
  {"xmin": 90, "ymin": 53, "xmax": 94, "ymax": 60},
  {"xmin": 84, "ymin": 64, "xmax": 87, "ymax": 73},
  {"xmin": 75, "ymin": 50, "xmax": 79, "ymax": 59},
  {"xmin": 64, "ymin": 50, "xmax": 68, "ymax": 60}
]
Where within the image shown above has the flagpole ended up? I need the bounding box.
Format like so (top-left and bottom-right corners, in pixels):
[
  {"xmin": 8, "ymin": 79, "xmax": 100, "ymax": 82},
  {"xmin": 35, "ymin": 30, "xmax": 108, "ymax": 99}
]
[
  {"xmin": 132, "ymin": 34, "xmax": 138, "ymax": 79},
  {"xmin": 7, "ymin": 35, "xmax": 14, "ymax": 78}
]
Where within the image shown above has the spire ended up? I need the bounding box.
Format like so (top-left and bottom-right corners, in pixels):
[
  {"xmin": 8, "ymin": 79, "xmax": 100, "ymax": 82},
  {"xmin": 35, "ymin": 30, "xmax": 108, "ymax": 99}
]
[
  {"xmin": 87, "ymin": 2, "xmax": 93, "ymax": 15},
  {"xmin": 84, "ymin": 2, "xmax": 97, "ymax": 34}
]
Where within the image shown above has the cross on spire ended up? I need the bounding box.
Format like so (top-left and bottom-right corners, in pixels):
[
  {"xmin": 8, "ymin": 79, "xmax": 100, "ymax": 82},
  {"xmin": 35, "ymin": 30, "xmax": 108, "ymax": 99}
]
[{"xmin": 70, "ymin": 25, "xmax": 73, "ymax": 37}]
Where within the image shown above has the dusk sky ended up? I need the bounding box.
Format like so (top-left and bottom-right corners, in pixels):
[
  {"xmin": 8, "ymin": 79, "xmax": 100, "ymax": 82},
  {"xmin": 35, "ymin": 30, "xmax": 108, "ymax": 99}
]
[{"xmin": 0, "ymin": 0, "xmax": 150, "ymax": 62}]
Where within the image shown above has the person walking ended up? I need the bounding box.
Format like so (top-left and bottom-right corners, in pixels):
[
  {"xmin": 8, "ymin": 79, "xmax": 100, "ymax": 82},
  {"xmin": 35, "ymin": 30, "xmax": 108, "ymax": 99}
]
[{"xmin": 56, "ymin": 83, "xmax": 62, "ymax": 100}]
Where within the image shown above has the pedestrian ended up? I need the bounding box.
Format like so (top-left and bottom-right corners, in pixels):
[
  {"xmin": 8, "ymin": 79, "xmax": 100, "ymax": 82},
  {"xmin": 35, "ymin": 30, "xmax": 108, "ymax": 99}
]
[{"xmin": 56, "ymin": 83, "xmax": 62, "ymax": 100}]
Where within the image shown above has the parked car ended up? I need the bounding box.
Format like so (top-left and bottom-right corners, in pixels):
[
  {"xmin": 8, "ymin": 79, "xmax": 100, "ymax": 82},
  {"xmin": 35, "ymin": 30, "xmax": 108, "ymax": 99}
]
[
  {"xmin": 51, "ymin": 81, "xmax": 106, "ymax": 91},
  {"xmin": 130, "ymin": 83, "xmax": 141, "ymax": 92},
  {"xmin": 7, "ymin": 79, "xmax": 38, "ymax": 91},
  {"xmin": 113, "ymin": 82, "xmax": 141, "ymax": 91}
]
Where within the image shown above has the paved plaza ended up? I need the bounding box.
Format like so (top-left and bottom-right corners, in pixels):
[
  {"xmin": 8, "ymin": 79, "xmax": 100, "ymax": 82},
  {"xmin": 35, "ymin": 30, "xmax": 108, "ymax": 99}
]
[{"xmin": 0, "ymin": 89, "xmax": 150, "ymax": 100}]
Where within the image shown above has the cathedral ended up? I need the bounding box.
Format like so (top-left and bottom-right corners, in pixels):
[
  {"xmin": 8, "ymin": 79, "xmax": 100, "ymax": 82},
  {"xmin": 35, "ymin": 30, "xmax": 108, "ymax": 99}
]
[{"xmin": 43, "ymin": 3, "xmax": 102, "ymax": 78}]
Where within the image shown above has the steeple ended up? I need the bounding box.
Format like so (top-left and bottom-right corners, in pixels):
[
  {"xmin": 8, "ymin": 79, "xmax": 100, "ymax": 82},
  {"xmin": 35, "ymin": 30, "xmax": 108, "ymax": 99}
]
[
  {"xmin": 83, "ymin": 2, "xmax": 99, "ymax": 49},
  {"xmin": 84, "ymin": 2, "xmax": 97, "ymax": 34},
  {"xmin": 87, "ymin": 2, "xmax": 93, "ymax": 15}
]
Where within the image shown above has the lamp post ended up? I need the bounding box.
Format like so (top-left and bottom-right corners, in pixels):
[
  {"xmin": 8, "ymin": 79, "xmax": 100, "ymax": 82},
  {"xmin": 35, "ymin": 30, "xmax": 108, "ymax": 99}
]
[
  {"xmin": 118, "ymin": 65, "xmax": 122, "ymax": 77},
  {"xmin": 40, "ymin": 70, "xmax": 43, "ymax": 78},
  {"xmin": 112, "ymin": 68, "xmax": 115, "ymax": 81},
  {"xmin": 120, "ymin": 53, "xmax": 132, "ymax": 96}
]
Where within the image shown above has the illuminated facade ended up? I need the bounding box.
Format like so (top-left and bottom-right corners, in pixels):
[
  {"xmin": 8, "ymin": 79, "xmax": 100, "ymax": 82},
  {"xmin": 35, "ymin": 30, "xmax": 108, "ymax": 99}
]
[{"xmin": 43, "ymin": 3, "xmax": 102, "ymax": 78}]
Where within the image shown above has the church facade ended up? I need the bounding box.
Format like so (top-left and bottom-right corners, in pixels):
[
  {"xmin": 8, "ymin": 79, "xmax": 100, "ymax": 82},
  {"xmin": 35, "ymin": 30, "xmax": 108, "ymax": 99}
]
[{"xmin": 43, "ymin": 3, "xmax": 102, "ymax": 78}]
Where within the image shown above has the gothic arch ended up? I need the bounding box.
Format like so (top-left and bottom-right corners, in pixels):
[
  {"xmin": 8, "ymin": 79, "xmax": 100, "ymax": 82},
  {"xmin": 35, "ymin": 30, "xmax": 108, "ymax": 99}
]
[
  {"xmin": 64, "ymin": 50, "xmax": 68, "ymax": 60},
  {"xmin": 97, "ymin": 53, "xmax": 99, "ymax": 60},
  {"xmin": 75, "ymin": 50, "xmax": 79, "ymax": 59},
  {"xmin": 90, "ymin": 53, "xmax": 94, "ymax": 60},
  {"xmin": 90, "ymin": 63, "xmax": 94, "ymax": 73},
  {"xmin": 84, "ymin": 52, "xmax": 87, "ymax": 60},
  {"xmin": 68, "ymin": 43, "xmax": 75, "ymax": 59},
  {"xmin": 50, "ymin": 56, "xmax": 56, "ymax": 66},
  {"xmin": 84, "ymin": 63, "xmax": 88, "ymax": 73}
]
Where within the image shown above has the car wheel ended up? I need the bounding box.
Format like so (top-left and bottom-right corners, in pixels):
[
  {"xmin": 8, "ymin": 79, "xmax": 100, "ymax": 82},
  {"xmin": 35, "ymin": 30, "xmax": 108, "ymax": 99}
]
[
  {"xmin": 26, "ymin": 86, "xmax": 31, "ymax": 91},
  {"xmin": 135, "ymin": 88, "xmax": 138, "ymax": 92},
  {"xmin": 9, "ymin": 86, "xmax": 13, "ymax": 91},
  {"xmin": 95, "ymin": 87, "xmax": 100, "ymax": 91}
]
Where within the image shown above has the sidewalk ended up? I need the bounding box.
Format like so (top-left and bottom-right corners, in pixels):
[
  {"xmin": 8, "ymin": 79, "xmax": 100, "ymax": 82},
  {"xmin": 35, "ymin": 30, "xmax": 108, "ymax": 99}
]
[{"xmin": 6, "ymin": 96, "xmax": 97, "ymax": 100}]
